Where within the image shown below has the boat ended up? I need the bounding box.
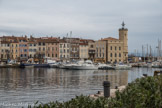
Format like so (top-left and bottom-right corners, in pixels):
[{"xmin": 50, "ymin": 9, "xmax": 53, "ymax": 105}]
[
  {"xmin": 114, "ymin": 63, "xmax": 132, "ymax": 70},
  {"xmin": 48, "ymin": 59, "xmax": 59, "ymax": 68},
  {"xmin": 152, "ymin": 61, "xmax": 160, "ymax": 68},
  {"xmin": 20, "ymin": 57, "xmax": 55, "ymax": 68},
  {"xmin": 142, "ymin": 62, "xmax": 152, "ymax": 68},
  {"xmin": 49, "ymin": 63, "xmax": 60, "ymax": 68},
  {"xmin": 58, "ymin": 61, "xmax": 79, "ymax": 69},
  {"xmin": 98, "ymin": 64, "xmax": 115, "ymax": 70},
  {"xmin": 68, "ymin": 60, "xmax": 98, "ymax": 70},
  {"xmin": 19, "ymin": 63, "xmax": 34, "ymax": 68}
]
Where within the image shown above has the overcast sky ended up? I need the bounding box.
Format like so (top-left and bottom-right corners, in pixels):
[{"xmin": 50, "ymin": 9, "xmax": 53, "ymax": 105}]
[{"xmin": 0, "ymin": 0, "xmax": 162, "ymax": 53}]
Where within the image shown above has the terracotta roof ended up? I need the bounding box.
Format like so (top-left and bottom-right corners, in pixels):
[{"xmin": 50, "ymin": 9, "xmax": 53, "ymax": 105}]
[
  {"xmin": 41, "ymin": 37, "xmax": 59, "ymax": 40},
  {"xmin": 45, "ymin": 40, "xmax": 59, "ymax": 43},
  {"xmin": 80, "ymin": 39, "xmax": 94, "ymax": 42},
  {"xmin": 11, "ymin": 41, "xmax": 19, "ymax": 43},
  {"xmin": 59, "ymin": 39, "xmax": 66, "ymax": 43},
  {"xmin": 28, "ymin": 41, "xmax": 37, "ymax": 44},
  {"xmin": 1, "ymin": 36, "xmax": 17, "ymax": 39},
  {"xmin": 79, "ymin": 43, "xmax": 88, "ymax": 45},
  {"xmin": 36, "ymin": 38, "xmax": 59, "ymax": 43},
  {"xmin": 101, "ymin": 37, "xmax": 119, "ymax": 41},
  {"xmin": 1, "ymin": 41, "xmax": 11, "ymax": 44}
]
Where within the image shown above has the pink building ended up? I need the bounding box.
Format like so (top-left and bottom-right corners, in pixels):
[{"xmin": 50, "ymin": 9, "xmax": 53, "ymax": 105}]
[
  {"xmin": 17, "ymin": 36, "xmax": 29, "ymax": 61},
  {"xmin": 45, "ymin": 39, "xmax": 59, "ymax": 60}
]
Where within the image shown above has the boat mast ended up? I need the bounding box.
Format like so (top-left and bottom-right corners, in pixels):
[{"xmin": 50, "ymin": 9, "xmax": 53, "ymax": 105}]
[
  {"xmin": 147, "ymin": 44, "xmax": 148, "ymax": 62},
  {"xmin": 150, "ymin": 45, "xmax": 152, "ymax": 62},
  {"xmin": 69, "ymin": 31, "xmax": 72, "ymax": 61},
  {"xmin": 142, "ymin": 45, "xmax": 146, "ymax": 62},
  {"xmin": 159, "ymin": 39, "xmax": 161, "ymax": 61}
]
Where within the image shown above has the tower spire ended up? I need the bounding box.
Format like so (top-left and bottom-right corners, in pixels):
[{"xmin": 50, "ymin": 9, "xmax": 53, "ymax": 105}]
[{"xmin": 122, "ymin": 21, "xmax": 125, "ymax": 29}]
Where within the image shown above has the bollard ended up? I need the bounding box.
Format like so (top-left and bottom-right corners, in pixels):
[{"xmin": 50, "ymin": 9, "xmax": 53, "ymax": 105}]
[
  {"xmin": 103, "ymin": 81, "xmax": 110, "ymax": 98},
  {"xmin": 115, "ymin": 86, "xmax": 118, "ymax": 89},
  {"xmin": 97, "ymin": 91, "xmax": 102, "ymax": 94},
  {"xmin": 143, "ymin": 74, "xmax": 147, "ymax": 77}
]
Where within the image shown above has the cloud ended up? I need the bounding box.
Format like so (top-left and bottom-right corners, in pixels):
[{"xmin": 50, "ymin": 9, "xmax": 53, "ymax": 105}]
[{"xmin": 0, "ymin": 0, "xmax": 161, "ymax": 53}]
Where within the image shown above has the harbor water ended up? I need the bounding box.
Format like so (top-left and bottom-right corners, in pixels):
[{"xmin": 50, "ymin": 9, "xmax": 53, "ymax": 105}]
[{"xmin": 0, "ymin": 68, "xmax": 159, "ymax": 107}]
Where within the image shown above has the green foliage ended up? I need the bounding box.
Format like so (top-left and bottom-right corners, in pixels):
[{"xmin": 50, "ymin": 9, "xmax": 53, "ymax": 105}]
[{"xmin": 28, "ymin": 75, "xmax": 162, "ymax": 108}]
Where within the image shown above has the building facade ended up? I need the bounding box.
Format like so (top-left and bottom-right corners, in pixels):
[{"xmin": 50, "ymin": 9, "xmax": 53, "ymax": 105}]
[
  {"xmin": 0, "ymin": 22, "xmax": 128, "ymax": 63},
  {"xmin": 1, "ymin": 41, "xmax": 10, "ymax": 62},
  {"xmin": 10, "ymin": 42, "xmax": 19, "ymax": 60},
  {"xmin": 46, "ymin": 39, "xmax": 59, "ymax": 60},
  {"xmin": 79, "ymin": 43, "xmax": 88, "ymax": 60},
  {"xmin": 101, "ymin": 22, "xmax": 128, "ymax": 63},
  {"xmin": 88, "ymin": 41, "xmax": 95, "ymax": 61},
  {"xmin": 95, "ymin": 40, "xmax": 106, "ymax": 63},
  {"xmin": 18, "ymin": 37, "xmax": 29, "ymax": 61},
  {"xmin": 59, "ymin": 40, "xmax": 70, "ymax": 61},
  {"xmin": 28, "ymin": 41, "xmax": 37, "ymax": 58}
]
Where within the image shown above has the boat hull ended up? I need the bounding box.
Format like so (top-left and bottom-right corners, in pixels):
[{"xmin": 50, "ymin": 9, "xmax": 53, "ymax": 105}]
[
  {"xmin": 69, "ymin": 65, "xmax": 98, "ymax": 70},
  {"xmin": 98, "ymin": 66, "xmax": 115, "ymax": 70},
  {"xmin": 20, "ymin": 63, "xmax": 50, "ymax": 68}
]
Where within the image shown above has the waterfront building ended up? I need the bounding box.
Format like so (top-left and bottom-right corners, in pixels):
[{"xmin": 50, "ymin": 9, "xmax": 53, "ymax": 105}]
[
  {"xmin": 28, "ymin": 40, "xmax": 38, "ymax": 59},
  {"xmin": 119, "ymin": 22, "xmax": 128, "ymax": 62},
  {"xmin": 88, "ymin": 41, "xmax": 96, "ymax": 61},
  {"xmin": 17, "ymin": 36, "xmax": 29, "ymax": 61},
  {"xmin": 101, "ymin": 22, "xmax": 128, "ymax": 63},
  {"xmin": 36, "ymin": 38, "xmax": 46, "ymax": 58},
  {"xmin": 63, "ymin": 37, "xmax": 80, "ymax": 60},
  {"xmin": 0, "ymin": 36, "xmax": 20, "ymax": 61},
  {"xmin": 0, "ymin": 36, "xmax": 17, "ymax": 42},
  {"xmin": 79, "ymin": 39, "xmax": 93, "ymax": 60},
  {"xmin": 95, "ymin": 40, "xmax": 106, "ymax": 63},
  {"xmin": 70, "ymin": 42, "xmax": 80, "ymax": 60},
  {"xmin": 59, "ymin": 40, "xmax": 70, "ymax": 61},
  {"xmin": 0, "ymin": 41, "xmax": 10, "ymax": 62},
  {"xmin": 0, "ymin": 22, "xmax": 128, "ymax": 63},
  {"xmin": 79, "ymin": 43, "xmax": 88, "ymax": 60},
  {"xmin": 10, "ymin": 41, "xmax": 19, "ymax": 60},
  {"xmin": 45, "ymin": 38, "xmax": 59, "ymax": 60}
]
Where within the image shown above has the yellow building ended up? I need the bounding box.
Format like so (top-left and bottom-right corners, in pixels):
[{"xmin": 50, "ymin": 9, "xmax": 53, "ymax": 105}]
[
  {"xmin": 10, "ymin": 42, "xmax": 19, "ymax": 60},
  {"xmin": 101, "ymin": 22, "xmax": 128, "ymax": 63},
  {"xmin": 1, "ymin": 41, "xmax": 10, "ymax": 61},
  {"xmin": 79, "ymin": 43, "xmax": 89, "ymax": 60},
  {"xmin": 119, "ymin": 22, "xmax": 128, "ymax": 62}
]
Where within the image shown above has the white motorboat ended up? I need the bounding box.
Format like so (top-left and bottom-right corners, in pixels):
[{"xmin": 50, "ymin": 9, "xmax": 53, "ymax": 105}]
[
  {"xmin": 63, "ymin": 63, "xmax": 78, "ymax": 69},
  {"xmin": 98, "ymin": 64, "xmax": 114, "ymax": 70},
  {"xmin": 114, "ymin": 63, "xmax": 132, "ymax": 70},
  {"xmin": 152, "ymin": 61, "xmax": 161, "ymax": 68},
  {"xmin": 142, "ymin": 63, "xmax": 152, "ymax": 68},
  {"xmin": 49, "ymin": 63, "xmax": 59, "ymax": 68},
  {"xmin": 46, "ymin": 57, "xmax": 59, "ymax": 68},
  {"xmin": 70, "ymin": 60, "xmax": 98, "ymax": 70}
]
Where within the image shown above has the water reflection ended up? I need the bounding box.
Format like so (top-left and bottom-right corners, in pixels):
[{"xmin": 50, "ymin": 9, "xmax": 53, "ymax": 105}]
[
  {"xmin": 0, "ymin": 68, "xmax": 156, "ymax": 107},
  {"xmin": 0, "ymin": 68, "xmax": 129, "ymax": 90}
]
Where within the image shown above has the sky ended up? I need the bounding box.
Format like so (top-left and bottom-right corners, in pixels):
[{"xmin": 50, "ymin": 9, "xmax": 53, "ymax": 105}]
[{"xmin": 0, "ymin": 0, "xmax": 162, "ymax": 53}]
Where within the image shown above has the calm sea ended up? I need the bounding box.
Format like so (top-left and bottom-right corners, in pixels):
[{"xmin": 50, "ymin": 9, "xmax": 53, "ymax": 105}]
[{"xmin": 0, "ymin": 67, "xmax": 159, "ymax": 107}]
